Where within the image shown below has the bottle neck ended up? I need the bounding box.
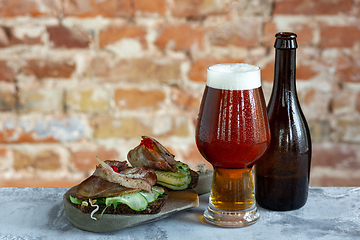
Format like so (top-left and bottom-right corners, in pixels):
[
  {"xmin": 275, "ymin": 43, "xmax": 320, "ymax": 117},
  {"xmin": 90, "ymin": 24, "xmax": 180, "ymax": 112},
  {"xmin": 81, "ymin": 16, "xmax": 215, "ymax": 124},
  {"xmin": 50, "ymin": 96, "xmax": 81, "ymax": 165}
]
[{"xmin": 273, "ymin": 48, "xmax": 297, "ymax": 93}]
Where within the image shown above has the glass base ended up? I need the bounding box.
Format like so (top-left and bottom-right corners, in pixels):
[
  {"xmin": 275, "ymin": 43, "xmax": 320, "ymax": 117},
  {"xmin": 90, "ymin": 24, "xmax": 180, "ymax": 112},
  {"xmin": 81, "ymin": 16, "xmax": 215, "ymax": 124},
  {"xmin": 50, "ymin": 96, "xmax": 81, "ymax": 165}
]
[{"xmin": 203, "ymin": 204, "xmax": 260, "ymax": 228}]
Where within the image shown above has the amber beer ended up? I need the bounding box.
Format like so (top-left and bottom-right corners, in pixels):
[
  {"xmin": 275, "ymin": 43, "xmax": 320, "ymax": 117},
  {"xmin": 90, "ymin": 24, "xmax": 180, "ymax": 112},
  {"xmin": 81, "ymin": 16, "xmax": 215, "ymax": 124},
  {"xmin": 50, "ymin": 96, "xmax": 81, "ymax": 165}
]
[{"xmin": 196, "ymin": 63, "xmax": 270, "ymax": 227}]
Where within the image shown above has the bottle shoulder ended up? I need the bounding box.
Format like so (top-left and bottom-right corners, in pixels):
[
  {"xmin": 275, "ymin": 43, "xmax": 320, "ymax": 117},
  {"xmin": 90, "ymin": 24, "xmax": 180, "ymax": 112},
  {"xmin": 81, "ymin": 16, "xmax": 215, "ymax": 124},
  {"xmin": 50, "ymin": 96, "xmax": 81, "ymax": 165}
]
[
  {"xmin": 268, "ymin": 108, "xmax": 310, "ymax": 133},
  {"xmin": 267, "ymin": 100, "xmax": 311, "ymax": 142},
  {"xmin": 267, "ymin": 92, "xmax": 307, "ymax": 120}
]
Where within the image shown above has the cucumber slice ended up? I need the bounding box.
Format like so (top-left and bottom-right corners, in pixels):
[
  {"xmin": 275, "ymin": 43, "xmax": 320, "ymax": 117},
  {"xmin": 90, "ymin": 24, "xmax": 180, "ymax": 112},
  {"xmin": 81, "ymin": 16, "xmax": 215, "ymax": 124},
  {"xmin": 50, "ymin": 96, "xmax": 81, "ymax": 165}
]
[
  {"xmin": 155, "ymin": 170, "xmax": 191, "ymax": 187},
  {"xmin": 156, "ymin": 181, "xmax": 190, "ymax": 190},
  {"xmin": 159, "ymin": 171, "xmax": 189, "ymax": 178},
  {"xmin": 176, "ymin": 162, "xmax": 190, "ymax": 172},
  {"xmin": 155, "ymin": 170, "xmax": 191, "ymax": 190},
  {"xmin": 105, "ymin": 192, "xmax": 148, "ymax": 211},
  {"xmin": 139, "ymin": 186, "xmax": 167, "ymax": 203},
  {"xmin": 139, "ymin": 190, "xmax": 159, "ymax": 203},
  {"xmin": 152, "ymin": 186, "xmax": 165, "ymax": 194}
]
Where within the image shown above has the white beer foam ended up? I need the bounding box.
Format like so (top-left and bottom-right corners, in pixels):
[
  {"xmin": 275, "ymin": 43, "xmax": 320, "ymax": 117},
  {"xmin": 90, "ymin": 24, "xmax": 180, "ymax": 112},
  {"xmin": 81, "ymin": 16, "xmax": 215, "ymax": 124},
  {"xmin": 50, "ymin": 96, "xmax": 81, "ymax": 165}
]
[{"xmin": 207, "ymin": 63, "xmax": 261, "ymax": 90}]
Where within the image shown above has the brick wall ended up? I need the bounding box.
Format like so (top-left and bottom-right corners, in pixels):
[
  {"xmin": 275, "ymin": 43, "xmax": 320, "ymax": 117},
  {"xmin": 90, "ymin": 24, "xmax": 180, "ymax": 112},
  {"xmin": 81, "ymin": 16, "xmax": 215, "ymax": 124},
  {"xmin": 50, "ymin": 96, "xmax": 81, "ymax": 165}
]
[{"xmin": 0, "ymin": 0, "xmax": 359, "ymax": 187}]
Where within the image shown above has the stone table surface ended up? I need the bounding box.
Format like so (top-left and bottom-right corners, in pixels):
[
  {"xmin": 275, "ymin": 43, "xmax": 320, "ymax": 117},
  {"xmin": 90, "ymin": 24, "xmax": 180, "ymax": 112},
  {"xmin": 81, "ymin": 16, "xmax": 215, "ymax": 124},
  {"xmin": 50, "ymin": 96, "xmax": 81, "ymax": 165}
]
[{"xmin": 0, "ymin": 187, "xmax": 359, "ymax": 240}]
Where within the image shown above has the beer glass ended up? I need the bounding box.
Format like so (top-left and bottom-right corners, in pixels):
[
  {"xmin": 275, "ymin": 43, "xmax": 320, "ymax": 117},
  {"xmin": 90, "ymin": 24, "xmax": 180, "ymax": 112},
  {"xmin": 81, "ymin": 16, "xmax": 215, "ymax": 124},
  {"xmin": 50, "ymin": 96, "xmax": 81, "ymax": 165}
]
[{"xmin": 196, "ymin": 63, "xmax": 270, "ymax": 227}]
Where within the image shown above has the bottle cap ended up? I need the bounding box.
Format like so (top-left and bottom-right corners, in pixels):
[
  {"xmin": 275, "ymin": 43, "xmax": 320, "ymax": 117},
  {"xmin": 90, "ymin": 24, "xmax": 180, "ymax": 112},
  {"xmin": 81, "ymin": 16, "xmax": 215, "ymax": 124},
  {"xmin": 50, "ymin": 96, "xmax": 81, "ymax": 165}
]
[{"xmin": 274, "ymin": 32, "xmax": 298, "ymax": 49}]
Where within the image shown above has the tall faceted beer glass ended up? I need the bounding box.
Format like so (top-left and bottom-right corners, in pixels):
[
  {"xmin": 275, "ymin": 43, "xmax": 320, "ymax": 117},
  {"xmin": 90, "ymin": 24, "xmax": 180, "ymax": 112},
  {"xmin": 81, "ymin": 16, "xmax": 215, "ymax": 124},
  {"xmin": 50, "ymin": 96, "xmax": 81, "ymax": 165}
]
[{"xmin": 196, "ymin": 63, "xmax": 270, "ymax": 227}]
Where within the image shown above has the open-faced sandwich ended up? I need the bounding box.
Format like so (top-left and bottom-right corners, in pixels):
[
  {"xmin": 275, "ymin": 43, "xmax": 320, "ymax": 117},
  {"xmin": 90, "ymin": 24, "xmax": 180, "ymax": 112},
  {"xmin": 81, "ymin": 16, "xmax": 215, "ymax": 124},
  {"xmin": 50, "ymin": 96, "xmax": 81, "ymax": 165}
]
[
  {"xmin": 64, "ymin": 136, "xmax": 212, "ymax": 232},
  {"xmin": 69, "ymin": 158, "xmax": 169, "ymax": 220},
  {"xmin": 68, "ymin": 136, "xmax": 201, "ymax": 222},
  {"xmin": 127, "ymin": 136, "xmax": 199, "ymax": 191}
]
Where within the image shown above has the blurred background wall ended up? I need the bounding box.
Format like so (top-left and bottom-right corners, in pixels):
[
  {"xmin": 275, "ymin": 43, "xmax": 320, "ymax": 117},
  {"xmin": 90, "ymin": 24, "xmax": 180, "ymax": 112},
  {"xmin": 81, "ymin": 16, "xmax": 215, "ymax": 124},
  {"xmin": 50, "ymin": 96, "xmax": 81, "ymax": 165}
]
[{"xmin": 0, "ymin": 0, "xmax": 359, "ymax": 187}]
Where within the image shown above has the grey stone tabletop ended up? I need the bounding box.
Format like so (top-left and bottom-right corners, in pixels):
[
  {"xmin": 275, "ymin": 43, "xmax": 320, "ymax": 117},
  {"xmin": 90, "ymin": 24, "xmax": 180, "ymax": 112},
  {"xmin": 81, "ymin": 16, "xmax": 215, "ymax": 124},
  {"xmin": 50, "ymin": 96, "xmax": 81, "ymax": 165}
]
[{"xmin": 0, "ymin": 187, "xmax": 359, "ymax": 239}]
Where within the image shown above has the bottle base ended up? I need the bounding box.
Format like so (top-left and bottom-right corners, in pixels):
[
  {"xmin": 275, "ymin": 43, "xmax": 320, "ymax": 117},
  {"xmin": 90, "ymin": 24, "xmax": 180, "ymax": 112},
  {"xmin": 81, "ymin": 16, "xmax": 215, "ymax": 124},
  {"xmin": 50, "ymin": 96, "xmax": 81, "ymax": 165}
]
[
  {"xmin": 256, "ymin": 194, "xmax": 308, "ymax": 211},
  {"xmin": 257, "ymin": 200, "xmax": 307, "ymax": 211},
  {"xmin": 203, "ymin": 204, "xmax": 260, "ymax": 228}
]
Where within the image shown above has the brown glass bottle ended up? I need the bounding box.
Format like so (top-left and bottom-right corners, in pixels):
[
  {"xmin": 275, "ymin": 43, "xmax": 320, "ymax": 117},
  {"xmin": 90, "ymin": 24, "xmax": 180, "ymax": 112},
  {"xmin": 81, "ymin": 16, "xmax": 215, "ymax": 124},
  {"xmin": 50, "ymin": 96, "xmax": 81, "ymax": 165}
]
[{"xmin": 255, "ymin": 32, "xmax": 312, "ymax": 211}]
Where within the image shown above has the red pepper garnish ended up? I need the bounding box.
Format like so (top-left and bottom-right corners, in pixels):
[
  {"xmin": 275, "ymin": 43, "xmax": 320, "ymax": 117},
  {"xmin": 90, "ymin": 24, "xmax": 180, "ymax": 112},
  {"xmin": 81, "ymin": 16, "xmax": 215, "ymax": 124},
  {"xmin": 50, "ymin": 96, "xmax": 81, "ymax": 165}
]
[
  {"xmin": 111, "ymin": 165, "xmax": 119, "ymax": 173},
  {"xmin": 140, "ymin": 138, "xmax": 154, "ymax": 149}
]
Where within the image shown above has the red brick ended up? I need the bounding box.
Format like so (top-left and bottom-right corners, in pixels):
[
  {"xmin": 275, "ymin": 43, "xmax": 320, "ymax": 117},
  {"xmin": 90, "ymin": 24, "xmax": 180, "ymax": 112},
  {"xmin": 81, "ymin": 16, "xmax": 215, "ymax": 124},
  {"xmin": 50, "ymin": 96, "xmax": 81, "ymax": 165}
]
[
  {"xmin": 114, "ymin": 88, "xmax": 166, "ymax": 110},
  {"xmin": 320, "ymin": 26, "xmax": 360, "ymax": 48},
  {"xmin": 335, "ymin": 56, "xmax": 352, "ymax": 70},
  {"xmin": 209, "ymin": 20, "xmax": 261, "ymax": 47},
  {"xmin": 99, "ymin": 25, "xmax": 147, "ymax": 48},
  {"xmin": 0, "ymin": 26, "xmax": 10, "ymax": 47},
  {"xmin": 308, "ymin": 120, "xmax": 331, "ymax": 142},
  {"xmin": 330, "ymin": 90, "xmax": 356, "ymax": 115},
  {"xmin": 134, "ymin": 0, "xmax": 166, "ymax": 15},
  {"xmin": 263, "ymin": 22, "xmax": 277, "ymax": 47},
  {"xmin": 273, "ymin": 0, "xmax": 352, "ymax": 15},
  {"xmin": 337, "ymin": 119, "xmax": 360, "ymax": 143},
  {"xmin": 0, "ymin": 0, "xmax": 61, "ymax": 17},
  {"xmin": 303, "ymin": 88, "xmax": 316, "ymax": 105},
  {"xmin": 356, "ymin": 1, "xmax": 360, "ymax": 14},
  {"xmin": 0, "ymin": 147, "xmax": 9, "ymax": 173},
  {"xmin": 13, "ymin": 150, "xmax": 32, "ymax": 170},
  {"xmin": 70, "ymin": 146, "xmax": 119, "ymax": 171},
  {"xmin": 47, "ymin": 25, "xmax": 90, "ymax": 48},
  {"xmin": 264, "ymin": 21, "xmax": 313, "ymax": 47},
  {"xmin": 171, "ymin": 0, "xmax": 227, "ymax": 18},
  {"xmin": 91, "ymin": 115, "xmax": 190, "ymax": 139},
  {"xmin": 333, "ymin": 56, "xmax": 360, "ymax": 83},
  {"xmin": 189, "ymin": 58, "xmax": 244, "ymax": 83},
  {"xmin": 260, "ymin": 61, "xmax": 274, "ymax": 83},
  {"xmin": 63, "ymin": 0, "xmax": 134, "ymax": 18},
  {"xmin": 171, "ymin": 87, "xmax": 201, "ymax": 111},
  {"xmin": 0, "ymin": 60, "xmax": 16, "ymax": 82},
  {"xmin": 155, "ymin": 24, "xmax": 204, "ymax": 51},
  {"xmin": 6, "ymin": 26, "xmax": 43, "ymax": 46},
  {"xmin": 0, "ymin": 120, "xmax": 59, "ymax": 143},
  {"xmin": 0, "ymin": 129, "xmax": 58, "ymax": 143},
  {"xmin": 91, "ymin": 116, "xmax": 151, "ymax": 139},
  {"xmin": 0, "ymin": 118, "xmax": 84, "ymax": 143},
  {"xmin": 0, "ymin": 180, "xmax": 81, "ymax": 187},
  {"xmin": 14, "ymin": 149, "xmax": 61, "ymax": 171},
  {"xmin": 91, "ymin": 58, "xmax": 182, "ymax": 83},
  {"xmin": 36, "ymin": 150, "xmax": 62, "ymax": 170},
  {"xmin": 310, "ymin": 175, "xmax": 360, "ymax": 187},
  {"xmin": 91, "ymin": 116, "xmax": 123, "ymax": 139},
  {"xmin": 0, "ymin": 147, "xmax": 7, "ymax": 157},
  {"xmin": 0, "ymin": 91, "xmax": 16, "ymax": 111},
  {"xmin": 65, "ymin": 88, "xmax": 110, "ymax": 113},
  {"xmin": 227, "ymin": 0, "xmax": 273, "ymax": 17},
  {"xmin": 312, "ymin": 143, "xmax": 359, "ymax": 169},
  {"xmin": 294, "ymin": 24, "xmax": 314, "ymax": 45},
  {"xmin": 311, "ymin": 144, "xmax": 360, "ymax": 186},
  {"xmin": 297, "ymin": 63, "xmax": 318, "ymax": 80},
  {"xmin": 188, "ymin": 59, "xmax": 214, "ymax": 83},
  {"xmin": 17, "ymin": 89, "xmax": 63, "ymax": 113},
  {"xmin": 336, "ymin": 62, "xmax": 360, "ymax": 83},
  {"xmin": 0, "ymin": 26, "xmax": 43, "ymax": 47},
  {"xmin": 22, "ymin": 59, "xmax": 76, "ymax": 79}
]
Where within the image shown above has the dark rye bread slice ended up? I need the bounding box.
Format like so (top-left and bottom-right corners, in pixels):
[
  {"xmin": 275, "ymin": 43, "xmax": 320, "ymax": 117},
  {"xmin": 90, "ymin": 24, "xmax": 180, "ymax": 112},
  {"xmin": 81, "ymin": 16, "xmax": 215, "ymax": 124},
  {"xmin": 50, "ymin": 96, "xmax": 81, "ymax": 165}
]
[
  {"xmin": 188, "ymin": 170, "xmax": 199, "ymax": 189},
  {"xmin": 72, "ymin": 189, "xmax": 169, "ymax": 215}
]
